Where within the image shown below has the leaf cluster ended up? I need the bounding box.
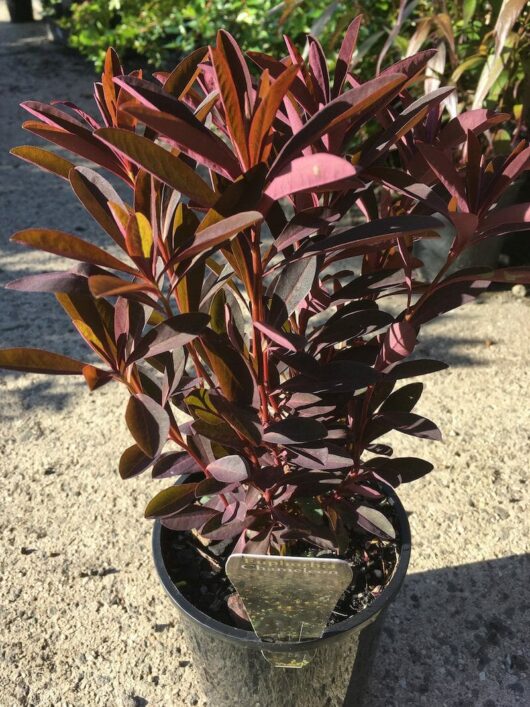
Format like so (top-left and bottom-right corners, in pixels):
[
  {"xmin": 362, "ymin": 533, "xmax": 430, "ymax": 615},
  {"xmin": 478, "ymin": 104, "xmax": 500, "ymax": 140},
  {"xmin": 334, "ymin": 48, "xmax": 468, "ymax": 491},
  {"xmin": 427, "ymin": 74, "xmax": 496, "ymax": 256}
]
[{"xmin": 3, "ymin": 21, "xmax": 530, "ymax": 556}]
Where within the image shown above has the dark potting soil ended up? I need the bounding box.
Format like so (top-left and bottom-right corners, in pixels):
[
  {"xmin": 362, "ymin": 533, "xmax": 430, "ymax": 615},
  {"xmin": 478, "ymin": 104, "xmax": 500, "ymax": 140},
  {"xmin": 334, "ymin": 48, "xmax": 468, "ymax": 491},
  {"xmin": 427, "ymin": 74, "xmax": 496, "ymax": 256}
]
[{"xmin": 162, "ymin": 495, "xmax": 400, "ymax": 630}]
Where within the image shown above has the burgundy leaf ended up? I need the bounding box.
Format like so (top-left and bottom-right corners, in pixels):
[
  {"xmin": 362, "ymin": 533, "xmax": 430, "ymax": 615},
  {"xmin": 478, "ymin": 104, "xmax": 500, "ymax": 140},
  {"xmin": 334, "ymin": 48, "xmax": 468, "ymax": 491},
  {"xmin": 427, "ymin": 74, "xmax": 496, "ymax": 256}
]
[
  {"xmin": 126, "ymin": 393, "xmax": 170, "ymax": 458},
  {"xmin": 173, "ymin": 211, "xmax": 263, "ymax": 262},
  {"xmin": 373, "ymin": 411, "xmax": 442, "ymax": 441},
  {"xmin": 263, "ymin": 418, "xmax": 327, "ymax": 444},
  {"xmin": 365, "ymin": 456, "xmax": 434, "ymax": 485},
  {"xmin": 0, "ymin": 348, "xmax": 87, "ymax": 375},
  {"xmin": 268, "ymin": 256, "xmax": 317, "ymax": 325},
  {"xmin": 152, "ymin": 452, "xmax": 201, "ymax": 479},
  {"xmin": 380, "ymin": 382, "xmax": 423, "ymax": 413},
  {"xmin": 119, "ymin": 444, "xmax": 153, "ymax": 479},
  {"xmin": 332, "ymin": 16, "xmax": 362, "ymax": 97},
  {"xmin": 128, "ymin": 313, "xmax": 210, "ymax": 363}
]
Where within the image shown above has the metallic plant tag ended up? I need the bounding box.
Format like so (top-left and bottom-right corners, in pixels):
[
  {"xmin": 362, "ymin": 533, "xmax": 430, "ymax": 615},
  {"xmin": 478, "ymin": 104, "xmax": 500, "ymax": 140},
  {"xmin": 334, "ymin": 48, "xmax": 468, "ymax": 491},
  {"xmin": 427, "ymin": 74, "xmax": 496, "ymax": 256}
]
[{"xmin": 225, "ymin": 554, "xmax": 353, "ymax": 668}]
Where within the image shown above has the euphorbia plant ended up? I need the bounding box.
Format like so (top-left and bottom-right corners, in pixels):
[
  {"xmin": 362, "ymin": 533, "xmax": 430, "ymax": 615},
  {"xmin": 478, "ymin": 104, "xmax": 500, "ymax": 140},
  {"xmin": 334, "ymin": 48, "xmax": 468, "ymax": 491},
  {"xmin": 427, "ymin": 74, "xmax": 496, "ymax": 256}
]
[{"xmin": 3, "ymin": 19, "xmax": 530, "ymax": 564}]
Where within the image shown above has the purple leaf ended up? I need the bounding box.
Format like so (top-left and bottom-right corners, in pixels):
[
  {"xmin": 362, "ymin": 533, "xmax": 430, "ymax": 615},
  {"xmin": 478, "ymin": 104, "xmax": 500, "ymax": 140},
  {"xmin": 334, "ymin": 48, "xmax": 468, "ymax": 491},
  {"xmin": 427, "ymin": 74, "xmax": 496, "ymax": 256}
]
[
  {"xmin": 268, "ymin": 73, "xmax": 406, "ymax": 176},
  {"xmin": 161, "ymin": 505, "xmax": 219, "ymax": 531},
  {"xmin": 412, "ymin": 280, "xmax": 490, "ymax": 326},
  {"xmin": 254, "ymin": 322, "xmax": 306, "ymax": 352},
  {"xmin": 380, "ymin": 321, "xmax": 417, "ymax": 365},
  {"xmin": 438, "ymin": 109, "xmax": 510, "ymax": 150},
  {"xmin": 151, "ymin": 452, "xmax": 201, "ymax": 479},
  {"xmin": 264, "ymin": 153, "xmax": 362, "ymax": 201},
  {"xmin": 69, "ymin": 166, "xmax": 125, "ymax": 247},
  {"xmin": 206, "ymin": 455, "xmax": 250, "ymax": 483},
  {"xmin": 315, "ymin": 308, "xmax": 394, "ymax": 344},
  {"xmin": 306, "ymin": 214, "xmax": 447, "ymax": 257},
  {"xmin": 288, "ymin": 443, "xmax": 353, "ymax": 470},
  {"xmin": 6, "ymin": 271, "xmax": 89, "ymax": 294},
  {"xmin": 332, "ymin": 16, "xmax": 362, "ymax": 97},
  {"xmin": 123, "ymin": 104, "xmax": 240, "ymax": 179},
  {"xmin": 417, "ymin": 143, "xmax": 468, "ymax": 211}
]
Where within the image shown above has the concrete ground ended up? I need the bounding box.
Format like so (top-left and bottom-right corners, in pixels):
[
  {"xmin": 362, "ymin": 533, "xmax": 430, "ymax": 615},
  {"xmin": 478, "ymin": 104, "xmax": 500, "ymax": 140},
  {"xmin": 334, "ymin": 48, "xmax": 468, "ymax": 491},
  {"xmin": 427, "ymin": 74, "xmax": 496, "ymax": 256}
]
[{"xmin": 0, "ymin": 4, "xmax": 528, "ymax": 706}]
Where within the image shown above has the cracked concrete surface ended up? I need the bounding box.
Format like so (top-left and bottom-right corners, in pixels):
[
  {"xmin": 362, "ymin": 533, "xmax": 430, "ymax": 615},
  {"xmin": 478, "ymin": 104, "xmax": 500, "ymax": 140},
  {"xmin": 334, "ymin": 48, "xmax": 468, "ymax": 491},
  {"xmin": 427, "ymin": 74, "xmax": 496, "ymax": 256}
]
[{"xmin": 0, "ymin": 4, "xmax": 528, "ymax": 706}]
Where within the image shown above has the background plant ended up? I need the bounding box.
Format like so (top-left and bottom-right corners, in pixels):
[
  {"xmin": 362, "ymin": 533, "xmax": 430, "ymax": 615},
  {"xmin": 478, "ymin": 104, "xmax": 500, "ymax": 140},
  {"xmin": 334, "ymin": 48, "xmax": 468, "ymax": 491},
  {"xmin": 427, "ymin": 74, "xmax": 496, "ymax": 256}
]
[
  {"xmin": 2, "ymin": 20, "xmax": 530, "ymax": 556},
  {"xmin": 47, "ymin": 0, "xmax": 530, "ymax": 131}
]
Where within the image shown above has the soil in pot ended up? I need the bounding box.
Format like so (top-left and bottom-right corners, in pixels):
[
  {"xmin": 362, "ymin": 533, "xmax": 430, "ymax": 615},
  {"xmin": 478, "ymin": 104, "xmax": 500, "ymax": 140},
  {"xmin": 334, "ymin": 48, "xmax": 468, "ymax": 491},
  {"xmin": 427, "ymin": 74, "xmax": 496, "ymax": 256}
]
[{"xmin": 161, "ymin": 493, "xmax": 401, "ymax": 630}]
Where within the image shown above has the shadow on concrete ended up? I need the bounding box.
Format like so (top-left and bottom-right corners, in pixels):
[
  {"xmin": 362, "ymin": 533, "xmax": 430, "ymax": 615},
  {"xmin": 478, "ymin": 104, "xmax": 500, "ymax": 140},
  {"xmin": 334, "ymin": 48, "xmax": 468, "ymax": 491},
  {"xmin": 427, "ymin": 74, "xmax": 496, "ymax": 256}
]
[
  {"xmin": 364, "ymin": 554, "xmax": 529, "ymax": 706},
  {"xmin": 413, "ymin": 335, "xmax": 490, "ymax": 367}
]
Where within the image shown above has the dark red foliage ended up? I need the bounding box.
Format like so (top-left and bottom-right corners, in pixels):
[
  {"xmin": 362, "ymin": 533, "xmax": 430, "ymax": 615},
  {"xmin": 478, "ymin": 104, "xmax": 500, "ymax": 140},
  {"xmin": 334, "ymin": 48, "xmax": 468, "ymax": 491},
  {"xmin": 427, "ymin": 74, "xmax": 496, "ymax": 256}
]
[{"xmin": 2, "ymin": 24, "xmax": 530, "ymax": 554}]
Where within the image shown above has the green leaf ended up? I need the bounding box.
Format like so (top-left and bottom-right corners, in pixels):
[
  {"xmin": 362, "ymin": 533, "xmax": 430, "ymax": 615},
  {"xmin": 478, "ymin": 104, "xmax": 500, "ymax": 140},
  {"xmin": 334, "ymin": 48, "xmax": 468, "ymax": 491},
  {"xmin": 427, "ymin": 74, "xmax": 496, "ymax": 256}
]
[
  {"xmin": 11, "ymin": 229, "xmax": 136, "ymax": 275},
  {"xmin": 0, "ymin": 348, "xmax": 86, "ymax": 375},
  {"xmin": 463, "ymin": 0, "xmax": 477, "ymax": 26},
  {"xmin": 144, "ymin": 483, "xmax": 198, "ymax": 519}
]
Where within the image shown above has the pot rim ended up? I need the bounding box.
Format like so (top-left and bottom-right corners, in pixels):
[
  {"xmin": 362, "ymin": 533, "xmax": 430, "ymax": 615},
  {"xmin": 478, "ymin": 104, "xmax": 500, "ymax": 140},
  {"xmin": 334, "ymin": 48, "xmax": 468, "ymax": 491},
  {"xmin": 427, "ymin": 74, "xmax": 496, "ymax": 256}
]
[{"xmin": 152, "ymin": 483, "xmax": 411, "ymax": 652}]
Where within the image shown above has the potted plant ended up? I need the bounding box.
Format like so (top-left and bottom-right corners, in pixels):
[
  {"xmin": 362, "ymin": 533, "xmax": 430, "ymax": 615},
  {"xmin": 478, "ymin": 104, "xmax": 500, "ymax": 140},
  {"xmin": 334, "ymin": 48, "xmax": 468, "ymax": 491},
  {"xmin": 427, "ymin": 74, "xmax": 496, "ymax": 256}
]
[{"xmin": 3, "ymin": 18, "xmax": 530, "ymax": 704}]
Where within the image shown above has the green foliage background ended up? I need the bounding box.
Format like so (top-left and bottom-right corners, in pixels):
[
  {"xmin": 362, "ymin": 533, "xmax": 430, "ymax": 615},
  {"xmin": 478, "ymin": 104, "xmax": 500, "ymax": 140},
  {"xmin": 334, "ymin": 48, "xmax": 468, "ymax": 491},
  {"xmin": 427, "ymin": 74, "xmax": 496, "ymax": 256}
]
[{"xmin": 44, "ymin": 1, "xmax": 530, "ymax": 120}]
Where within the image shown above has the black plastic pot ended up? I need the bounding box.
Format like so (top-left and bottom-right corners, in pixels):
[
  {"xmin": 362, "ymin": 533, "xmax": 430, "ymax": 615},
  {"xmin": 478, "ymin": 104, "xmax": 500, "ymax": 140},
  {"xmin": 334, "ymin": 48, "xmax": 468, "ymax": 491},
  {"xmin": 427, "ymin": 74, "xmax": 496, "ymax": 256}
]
[
  {"xmin": 152, "ymin": 488, "xmax": 411, "ymax": 707},
  {"xmin": 7, "ymin": 0, "xmax": 34, "ymax": 22}
]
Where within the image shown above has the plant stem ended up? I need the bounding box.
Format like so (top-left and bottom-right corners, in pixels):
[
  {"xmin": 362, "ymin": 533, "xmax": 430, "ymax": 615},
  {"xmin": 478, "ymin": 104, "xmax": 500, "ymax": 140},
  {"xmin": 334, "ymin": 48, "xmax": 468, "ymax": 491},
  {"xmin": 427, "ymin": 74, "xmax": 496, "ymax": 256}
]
[{"xmin": 250, "ymin": 227, "xmax": 271, "ymax": 424}]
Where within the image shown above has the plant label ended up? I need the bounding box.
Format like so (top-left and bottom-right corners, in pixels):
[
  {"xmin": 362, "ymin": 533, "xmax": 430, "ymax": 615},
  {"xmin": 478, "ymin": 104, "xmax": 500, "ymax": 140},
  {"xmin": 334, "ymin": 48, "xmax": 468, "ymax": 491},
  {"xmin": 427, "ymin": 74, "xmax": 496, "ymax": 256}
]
[{"xmin": 226, "ymin": 553, "xmax": 353, "ymax": 668}]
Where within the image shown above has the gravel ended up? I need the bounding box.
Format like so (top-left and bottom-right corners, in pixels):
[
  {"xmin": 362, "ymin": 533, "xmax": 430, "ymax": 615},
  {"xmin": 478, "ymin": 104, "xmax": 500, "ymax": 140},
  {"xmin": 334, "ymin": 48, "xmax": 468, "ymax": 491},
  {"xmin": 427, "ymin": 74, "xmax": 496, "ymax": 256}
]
[{"xmin": 0, "ymin": 6, "xmax": 528, "ymax": 706}]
